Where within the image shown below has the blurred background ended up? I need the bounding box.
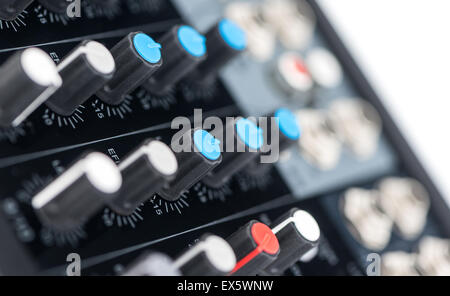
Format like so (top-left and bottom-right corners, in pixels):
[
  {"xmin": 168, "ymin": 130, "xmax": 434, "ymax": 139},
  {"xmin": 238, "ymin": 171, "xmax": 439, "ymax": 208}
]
[{"xmin": 319, "ymin": 0, "xmax": 450, "ymax": 203}]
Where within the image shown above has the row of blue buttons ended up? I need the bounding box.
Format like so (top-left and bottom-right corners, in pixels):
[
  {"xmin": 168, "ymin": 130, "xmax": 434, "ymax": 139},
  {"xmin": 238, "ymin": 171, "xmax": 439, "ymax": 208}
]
[
  {"xmin": 133, "ymin": 19, "xmax": 247, "ymax": 64},
  {"xmin": 193, "ymin": 109, "xmax": 301, "ymax": 161}
]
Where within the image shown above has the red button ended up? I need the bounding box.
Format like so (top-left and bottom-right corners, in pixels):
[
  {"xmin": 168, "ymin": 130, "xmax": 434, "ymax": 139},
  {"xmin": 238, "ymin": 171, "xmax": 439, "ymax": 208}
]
[{"xmin": 251, "ymin": 222, "xmax": 279, "ymax": 255}]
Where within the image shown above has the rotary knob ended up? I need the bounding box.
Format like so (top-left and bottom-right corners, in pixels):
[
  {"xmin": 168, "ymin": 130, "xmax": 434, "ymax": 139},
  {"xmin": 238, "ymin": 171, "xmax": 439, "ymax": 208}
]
[
  {"xmin": 263, "ymin": 208, "xmax": 320, "ymax": 275},
  {"xmin": 190, "ymin": 18, "xmax": 247, "ymax": 85},
  {"xmin": 46, "ymin": 41, "xmax": 115, "ymax": 116},
  {"xmin": 0, "ymin": 0, "xmax": 33, "ymax": 20},
  {"xmin": 97, "ymin": 32, "xmax": 162, "ymax": 105},
  {"xmin": 108, "ymin": 139, "xmax": 178, "ymax": 216},
  {"xmin": 173, "ymin": 234, "xmax": 236, "ymax": 276},
  {"xmin": 272, "ymin": 108, "xmax": 301, "ymax": 152},
  {"xmin": 145, "ymin": 25, "xmax": 207, "ymax": 96},
  {"xmin": 123, "ymin": 252, "xmax": 181, "ymax": 276},
  {"xmin": 38, "ymin": 0, "xmax": 69, "ymax": 14},
  {"xmin": 203, "ymin": 118, "xmax": 264, "ymax": 188},
  {"xmin": 0, "ymin": 48, "xmax": 62, "ymax": 127},
  {"xmin": 31, "ymin": 152, "xmax": 122, "ymax": 230},
  {"xmin": 227, "ymin": 220, "xmax": 280, "ymax": 276},
  {"xmin": 159, "ymin": 129, "xmax": 222, "ymax": 201}
]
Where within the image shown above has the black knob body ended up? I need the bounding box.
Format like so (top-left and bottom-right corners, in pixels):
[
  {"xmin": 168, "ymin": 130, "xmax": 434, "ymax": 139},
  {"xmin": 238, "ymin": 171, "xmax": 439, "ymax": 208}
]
[
  {"xmin": 46, "ymin": 41, "xmax": 116, "ymax": 116},
  {"xmin": 203, "ymin": 118, "xmax": 265, "ymax": 188},
  {"xmin": 192, "ymin": 19, "xmax": 247, "ymax": 85},
  {"xmin": 38, "ymin": 0, "xmax": 69, "ymax": 13},
  {"xmin": 123, "ymin": 252, "xmax": 181, "ymax": 276},
  {"xmin": 0, "ymin": 0, "xmax": 33, "ymax": 20},
  {"xmin": 31, "ymin": 152, "xmax": 122, "ymax": 230},
  {"xmin": 174, "ymin": 234, "xmax": 236, "ymax": 276},
  {"xmin": 159, "ymin": 129, "xmax": 222, "ymax": 201},
  {"xmin": 145, "ymin": 25, "xmax": 207, "ymax": 96},
  {"xmin": 0, "ymin": 48, "xmax": 62, "ymax": 127},
  {"xmin": 264, "ymin": 208, "xmax": 320, "ymax": 275},
  {"xmin": 97, "ymin": 32, "xmax": 162, "ymax": 105},
  {"xmin": 109, "ymin": 140, "xmax": 178, "ymax": 216},
  {"xmin": 227, "ymin": 220, "xmax": 280, "ymax": 276}
]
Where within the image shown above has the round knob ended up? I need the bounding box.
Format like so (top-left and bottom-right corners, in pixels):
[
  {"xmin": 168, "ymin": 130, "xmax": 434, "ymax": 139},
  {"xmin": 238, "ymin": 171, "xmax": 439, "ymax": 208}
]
[
  {"xmin": 174, "ymin": 234, "xmax": 236, "ymax": 276},
  {"xmin": 123, "ymin": 252, "xmax": 181, "ymax": 276},
  {"xmin": 97, "ymin": 32, "xmax": 162, "ymax": 105},
  {"xmin": 108, "ymin": 139, "xmax": 178, "ymax": 216},
  {"xmin": 145, "ymin": 25, "xmax": 207, "ymax": 96},
  {"xmin": 273, "ymin": 108, "xmax": 301, "ymax": 152},
  {"xmin": 264, "ymin": 208, "xmax": 320, "ymax": 275},
  {"xmin": 0, "ymin": 48, "xmax": 62, "ymax": 127},
  {"xmin": 227, "ymin": 220, "xmax": 280, "ymax": 276},
  {"xmin": 191, "ymin": 18, "xmax": 247, "ymax": 85},
  {"xmin": 203, "ymin": 118, "xmax": 264, "ymax": 188},
  {"xmin": 0, "ymin": 0, "xmax": 33, "ymax": 20},
  {"xmin": 38, "ymin": 0, "xmax": 69, "ymax": 14},
  {"xmin": 31, "ymin": 152, "xmax": 122, "ymax": 230},
  {"xmin": 46, "ymin": 41, "xmax": 115, "ymax": 116},
  {"xmin": 159, "ymin": 129, "xmax": 222, "ymax": 201}
]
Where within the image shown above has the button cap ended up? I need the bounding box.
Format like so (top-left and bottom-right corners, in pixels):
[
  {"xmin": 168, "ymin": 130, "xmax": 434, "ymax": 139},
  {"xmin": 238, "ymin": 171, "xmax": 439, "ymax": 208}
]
[
  {"xmin": 46, "ymin": 41, "xmax": 115, "ymax": 116},
  {"xmin": 227, "ymin": 220, "xmax": 280, "ymax": 276},
  {"xmin": 145, "ymin": 25, "xmax": 207, "ymax": 95},
  {"xmin": 0, "ymin": 0, "xmax": 33, "ymax": 20},
  {"xmin": 203, "ymin": 118, "xmax": 264, "ymax": 188},
  {"xmin": 264, "ymin": 208, "xmax": 320, "ymax": 275},
  {"xmin": 108, "ymin": 139, "xmax": 178, "ymax": 216},
  {"xmin": 97, "ymin": 32, "xmax": 162, "ymax": 105},
  {"xmin": 0, "ymin": 48, "xmax": 62, "ymax": 127},
  {"xmin": 158, "ymin": 129, "xmax": 222, "ymax": 201},
  {"xmin": 190, "ymin": 19, "xmax": 247, "ymax": 85},
  {"xmin": 174, "ymin": 234, "xmax": 236, "ymax": 276},
  {"xmin": 31, "ymin": 152, "xmax": 122, "ymax": 230}
]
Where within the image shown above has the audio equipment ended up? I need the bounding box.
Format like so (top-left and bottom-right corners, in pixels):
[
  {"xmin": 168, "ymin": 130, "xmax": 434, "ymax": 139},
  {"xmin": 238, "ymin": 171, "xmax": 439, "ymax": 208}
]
[{"xmin": 0, "ymin": 0, "xmax": 448, "ymax": 276}]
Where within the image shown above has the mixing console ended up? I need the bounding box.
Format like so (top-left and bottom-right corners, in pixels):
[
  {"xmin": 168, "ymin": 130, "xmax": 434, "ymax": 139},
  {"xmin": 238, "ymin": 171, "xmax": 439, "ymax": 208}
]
[{"xmin": 0, "ymin": 0, "xmax": 448, "ymax": 276}]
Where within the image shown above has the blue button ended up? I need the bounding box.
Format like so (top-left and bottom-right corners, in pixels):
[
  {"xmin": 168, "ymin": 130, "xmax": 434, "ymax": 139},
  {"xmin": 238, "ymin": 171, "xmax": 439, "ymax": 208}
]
[
  {"xmin": 219, "ymin": 19, "xmax": 247, "ymax": 51},
  {"xmin": 236, "ymin": 118, "xmax": 264, "ymax": 150},
  {"xmin": 193, "ymin": 129, "xmax": 221, "ymax": 161},
  {"xmin": 133, "ymin": 33, "xmax": 162, "ymax": 64},
  {"xmin": 177, "ymin": 26, "xmax": 207, "ymax": 58},
  {"xmin": 275, "ymin": 108, "xmax": 301, "ymax": 140}
]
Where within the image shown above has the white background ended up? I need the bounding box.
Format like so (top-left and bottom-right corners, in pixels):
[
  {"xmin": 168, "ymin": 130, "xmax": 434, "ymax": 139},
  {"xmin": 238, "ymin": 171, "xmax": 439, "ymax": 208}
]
[{"xmin": 319, "ymin": 0, "xmax": 450, "ymax": 203}]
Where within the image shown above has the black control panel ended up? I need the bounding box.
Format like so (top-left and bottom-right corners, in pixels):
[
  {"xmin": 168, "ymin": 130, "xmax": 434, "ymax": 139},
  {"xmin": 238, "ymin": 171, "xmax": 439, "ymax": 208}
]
[{"xmin": 0, "ymin": 0, "xmax": 448, "ymax": 276}]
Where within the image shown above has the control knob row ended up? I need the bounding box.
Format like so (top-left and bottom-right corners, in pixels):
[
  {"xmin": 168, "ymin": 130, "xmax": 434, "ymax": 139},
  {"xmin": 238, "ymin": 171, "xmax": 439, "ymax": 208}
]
[
  {"xmin": 124, "ymin": 208, "xmax": 320, "ymax": 276},
  {"xmin": 0, "ymin": 19, "xmax": 247, "ymax": 126}
]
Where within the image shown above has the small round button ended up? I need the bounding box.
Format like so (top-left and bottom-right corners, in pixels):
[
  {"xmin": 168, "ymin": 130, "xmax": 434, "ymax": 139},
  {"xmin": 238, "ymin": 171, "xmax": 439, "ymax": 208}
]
[
  {"xmin": 275, "ymin": 108, "xmax": 301, "ymax": 140},
  {"xmin": 177, "ymin": 25, "xmax": 207, "ymax": 57},
  {"xmin": 251, "ymin": 222, "xmax": 280, "ymax": 255},
  {"xmin": 218, "ymin": 19, "xmax": 247, "ymax": 51},
  {"xmin": 133, "ymin": 33, "xmax": 162, "ymax": 64},
  {"xmin": 193, "ymin": 129, "xmax": 221, "ymax": 161},
  {"xmin": 235, "ymin": 118, "xmax": 264, "ymax": 150}
]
